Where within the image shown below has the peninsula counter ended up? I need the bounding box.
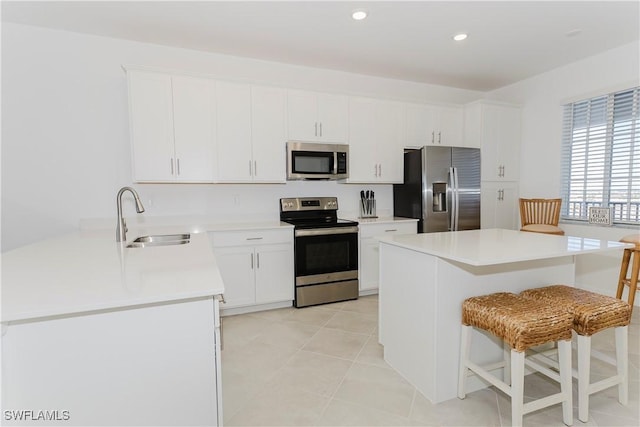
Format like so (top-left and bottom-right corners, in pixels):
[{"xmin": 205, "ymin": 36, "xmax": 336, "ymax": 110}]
[{"xmin": 377, "ymin": 228, "xmax": 629, "ymax": 404}]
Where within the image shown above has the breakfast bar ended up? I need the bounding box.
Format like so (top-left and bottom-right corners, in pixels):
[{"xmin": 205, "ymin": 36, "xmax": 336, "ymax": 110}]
[{"xmin": 377, "ymin": 228, "xmax": 629, "ymax": 404}]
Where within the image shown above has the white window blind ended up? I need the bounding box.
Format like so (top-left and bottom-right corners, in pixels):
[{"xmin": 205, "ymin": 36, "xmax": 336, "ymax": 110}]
[{"xmin": 561, "ymin": 87, "xmax": 640, "ymax": 225}]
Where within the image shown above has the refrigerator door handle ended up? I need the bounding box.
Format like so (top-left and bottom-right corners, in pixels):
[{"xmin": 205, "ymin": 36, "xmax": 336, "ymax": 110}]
[
  {"xmin": 448, "ymin": 167, "xmax": 456, "ymax": 231},
  {"xmin": 449, "ymin": 166, "xmax": 460, "ymax": 231}
]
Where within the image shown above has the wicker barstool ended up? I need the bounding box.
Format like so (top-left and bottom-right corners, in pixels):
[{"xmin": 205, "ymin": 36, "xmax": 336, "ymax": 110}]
[
  {"xmin": 616, "ymin": 233, "xmax": 640, "ymax": 314},
  {"xmin": 520, "ymin": 285, "xmax": 631, "ymax": 423},
  {"xmin": 458, "ymin": 292, "xmax": 574, "ymax": 427}
]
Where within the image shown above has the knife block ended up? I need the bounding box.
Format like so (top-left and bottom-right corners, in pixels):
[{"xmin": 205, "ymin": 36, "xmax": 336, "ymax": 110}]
[{"xmin": 359, "ymin": 199, "xmax": 377, "ymax": 218}]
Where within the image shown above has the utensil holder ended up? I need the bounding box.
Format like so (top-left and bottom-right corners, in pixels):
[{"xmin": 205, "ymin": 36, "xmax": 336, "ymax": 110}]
[{"xmin": 360, "ymin": 199, "xmax": 377, "ymax": 218}]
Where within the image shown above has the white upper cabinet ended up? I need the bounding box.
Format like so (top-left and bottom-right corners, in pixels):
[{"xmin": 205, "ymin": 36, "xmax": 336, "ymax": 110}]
[
  {"xmin": 216, "ymin": 83, "xmax": 286, "ymax": 183},
  {"xmin": 464, "ymin": 101, "xmax": 521, "ymax": 181},
  {"xmin": 127, "ymin": 70, "xmax": 216, "ymax": 182},
  {"xmin": 250, "ymin": 86, "xmax": 287, "ymax": 183},
  {"xmin": 172, "ymin": 77, "xmax": 217, "ymax": 182},
  {"xmin": 404, "ymin": 103, "xmax": 464, "ymax": 147},
  {"xmin": 347, "ymin": 97, "xmax": 404, "ymax": 183},
  {"xmin": 216, "ymin": 81, "xmax": 252, "ymax": 182},
  {"xmin": 287, "ymin": 90, "xmax": 348, "ymax": 142}
]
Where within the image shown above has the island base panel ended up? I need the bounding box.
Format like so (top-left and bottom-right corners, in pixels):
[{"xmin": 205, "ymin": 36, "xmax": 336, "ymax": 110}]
[{"xmin": 379, "ymin": 242, "xmax": 576, "ymax": 403}]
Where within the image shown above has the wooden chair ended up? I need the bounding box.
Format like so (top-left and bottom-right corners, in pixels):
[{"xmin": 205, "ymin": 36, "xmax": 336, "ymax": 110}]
[
  {"xmin": 616, "ymin": 233, "xmax": 640, "ymax": 313},
  {"xmin": 519, "ymin": 198, "xmax": 564, "ymax": 235}
]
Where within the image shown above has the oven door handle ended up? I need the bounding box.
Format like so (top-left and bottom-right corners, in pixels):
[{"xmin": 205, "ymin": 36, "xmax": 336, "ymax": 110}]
[{"xmin": 295, "ymin": 226, "xmax": 359, "ymax": 237}]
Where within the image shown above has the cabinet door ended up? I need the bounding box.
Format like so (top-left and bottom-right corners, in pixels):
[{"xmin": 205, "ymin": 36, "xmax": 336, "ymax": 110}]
[
  {"xmin": 359, "ymin": 223, "xmax": 418, "ymax": 291},
  {"xmin": 287, "ymin": 90, "xmax": 318, "ymax": 141},
  {"xmin": 348, "ymin": 97, "xmax": 379, "ymax": 182},
  {"xmin": 376, "ymin": 101, "xmax": 404, "ymax": 183},
  {"xmin": 405, "ymin": 103, "xmax": 438, "ymax": 147},
  {"xmin": 359, "ymin": 238, "xmax": 381, "ymax": 291},
  {"xmin": 496, "ymin": 107, "xmax": 521, "ymax": 181},
  {"xmin": 480, "ymin": 104, "xmax": 502, "ymax": 180},
  {"xmin": 216, "ymin": 81, "xmax": 252, "ymax": 182},
  {"xmin": 481, "ymin": 181, "xmax": 519, "ymax": 229},
  {"xmin": 479, "ymin": 104, "xmax": 521, "ymax": 181},
  {"xmin": 213, "ymin": 246, "xmax": 256, "ymax": 308},
  {"xmin": 128, "ymin": 71, "xmax": 175, "ymax": 182},
  {"xmin": 437, "ymin": 106, "xmax": 464, "ymax": 147},
  {"xmin": 254, "ymin": 243, "xmax": 294, "ymax": 304},
  {"xmin": 317, "ymin": 93, "xmax": 348, "ymax": 142},
  {"xmin": 251, "ymin": 86, "xmax": 286, "ymax": 183},
  {"xmin": 172, "ymin": 76, "xmax": 216, "ymax": 182}
]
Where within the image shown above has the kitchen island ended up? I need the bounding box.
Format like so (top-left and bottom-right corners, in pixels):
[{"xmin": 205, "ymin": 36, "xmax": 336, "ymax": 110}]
[
  {"xmin": 1, "ymin": 229, "xmax": 225, "ymax": 426},
  {"xmin": 377, "ymin": 228, "xmax": 629, "ymax": 404}
]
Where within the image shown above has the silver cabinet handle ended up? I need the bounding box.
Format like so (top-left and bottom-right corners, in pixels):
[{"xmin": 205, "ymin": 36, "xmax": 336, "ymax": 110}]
[
  {"xmin": 256, "ymin": 252, "xmax": 260, "ymax": 269},
  {"xmin": 249, "ymin": 160, "xmax": 252, "ymax": 176},
  {"xmin": 379, "ymin": 163, "xmax": 382, "ymax": 177},
  {"xmin": 251, "ymin": 253, "xmax": 255, "ymax": 269},
  {"xmin": 385, "ymin": 229, "xmax": 398, "ymax": 232},
  {"xmin": 438, "ymin": 132, "xmax": 441, "ymax": 144},
  {"xmin": 254, "ymin": 161, "xmax": 257, "ymax": 177},
  {"xmin": 315, "ymin": 122, "xmax": 318, "ymax": 136},
  {"xmin": 432, "ymin": 131, "xmax": 435, "ymax": 144},
  {"xmin": 176, "ymin": 158, "xmax": 180, "ymax": 175},
  {"xmin": 319, "ymin": 122, "xmax": 323, "ymax": 137},
  {"xmin": 374, "ymin": 164, "xmax": 378, "ymax": 177},
  {"xmin": 246, "ymin": 237, "xmax": 263, "ymax": 241},
  {"xmin": 170, "ymin": 158, "xmax": 174, "ymax": 175}
]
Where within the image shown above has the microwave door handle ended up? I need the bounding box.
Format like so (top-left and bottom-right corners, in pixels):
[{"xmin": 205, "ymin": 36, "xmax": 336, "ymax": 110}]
[{"xmin": 333, "ymin": 152, "xmax": 338, "ymax": 175}]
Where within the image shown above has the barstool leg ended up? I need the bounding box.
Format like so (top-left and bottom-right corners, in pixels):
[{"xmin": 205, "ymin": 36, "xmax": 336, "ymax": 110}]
[
  {"xmin": 503, "ymin": 341, "xmax": 511, "ymax": 385},
  {"xmin": 557, "ymin": 339, "xmax": 573, "ymax": 426},
  {"xmin": 577, "ymin": 335, "xmax": 592, "ymax": 422},
  {"xmin": 511, "ymin": 350, "xmax": 525, "ymax": 427},
  {"xmin": 458, "ymin": 325, "xmax": 471, "ymax": 399},
  {"xmin": 617, "ymin": 249, "xmax": 631, "ymax": 299},
  {"xmin": 616, "ymin": 326, "xmax": 629, "ymax": 405}
]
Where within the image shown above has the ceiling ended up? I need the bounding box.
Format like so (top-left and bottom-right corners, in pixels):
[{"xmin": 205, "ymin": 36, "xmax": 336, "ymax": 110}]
[{"xmin": 2, "ymin": 1, "xmax": 639, "ymax": 91}]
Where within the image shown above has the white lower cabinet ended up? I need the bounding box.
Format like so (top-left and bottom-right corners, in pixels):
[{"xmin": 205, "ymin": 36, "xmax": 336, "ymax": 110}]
[
  {"xmin": 211, "ymin": 228, "xmax": 294, "ymax": 308},
  {"xmin": 359, "ymin": 221, "xmax": 418, "ymax": 292},
  {"xmin": 1, "ymin": 297, "xmax": 222, "ymax": 426},
  {"xmin": 481, "ymin": 181, "xmax": 519, "ymax": 229}
]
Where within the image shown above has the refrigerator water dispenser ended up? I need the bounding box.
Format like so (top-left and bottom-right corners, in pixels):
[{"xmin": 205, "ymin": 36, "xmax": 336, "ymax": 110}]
[{"xmin": 432, "ymin": 182, "xmax": 448, "ymax": 212}]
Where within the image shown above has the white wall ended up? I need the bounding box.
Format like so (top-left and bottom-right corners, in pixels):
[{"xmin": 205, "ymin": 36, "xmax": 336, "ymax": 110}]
[
  {"xmin": 1, "ymin": 23, "xmax": 483, "ymax": 251},
  {"xmin": 487, "ymin": 40, "xmax": 640, "ymax": 200},
  {"xmin": 486, "ymin": 41, "xmax": 640, "ymax": 302}
]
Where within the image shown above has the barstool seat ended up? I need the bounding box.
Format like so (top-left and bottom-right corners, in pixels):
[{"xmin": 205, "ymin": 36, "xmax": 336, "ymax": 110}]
[
  {"xmin": 520, "ymin": 285, "xmax": 631, "ymax": 422},
  {"xmin": 458, "ymin": 292, "xmax": 574, "ymax": 427},
  {"xmin": 617, "ymin": 233, "xmax": 640, "ymax": 312}
]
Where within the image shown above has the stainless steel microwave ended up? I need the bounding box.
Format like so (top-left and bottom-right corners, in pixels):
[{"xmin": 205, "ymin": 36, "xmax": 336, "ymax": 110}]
[{"xmin": 286, "ymin": 141, "xmax": 349, "ymax": 180}]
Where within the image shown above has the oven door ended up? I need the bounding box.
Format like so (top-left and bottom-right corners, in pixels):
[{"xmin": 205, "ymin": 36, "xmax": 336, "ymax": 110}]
[{"xmin": 294, "ymin": 226, "xmax": 358, "ymax": 286}]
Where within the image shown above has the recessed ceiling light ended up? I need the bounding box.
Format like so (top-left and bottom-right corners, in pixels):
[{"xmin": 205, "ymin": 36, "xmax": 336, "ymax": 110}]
[
  {"xmin": 453, "ymin": 33, "xmax": 468, "ymax": 41},
  {"xmin": 352, "ymin": 10, "xmax": 368, "ymax": 21}
]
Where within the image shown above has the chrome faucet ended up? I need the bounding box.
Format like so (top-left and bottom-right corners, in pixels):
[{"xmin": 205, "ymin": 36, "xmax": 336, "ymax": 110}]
[{"xmin": 116, "ymin": 186, "xmax": 145, "ymax": 242}]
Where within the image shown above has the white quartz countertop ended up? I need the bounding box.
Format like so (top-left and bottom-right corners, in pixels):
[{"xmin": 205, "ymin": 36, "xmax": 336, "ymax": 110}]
[
  {"xmin": 378, "ymin": 228, "xmax": 630, "ymax": 266},
  {"xmin": 1, "ymin": 229, "xmax": 225, "ymax": 323}
]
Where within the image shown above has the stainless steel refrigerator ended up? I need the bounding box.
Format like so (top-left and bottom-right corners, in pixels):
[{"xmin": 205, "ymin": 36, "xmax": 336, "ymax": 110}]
[{"xmin": 393, "ymin": 146, "xmax": 481, "ymax": 233}]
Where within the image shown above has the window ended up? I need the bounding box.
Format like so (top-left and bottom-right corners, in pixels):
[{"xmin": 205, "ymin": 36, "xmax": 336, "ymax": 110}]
[{"xmin": 560, "ymin": 87, "xmax": 639, "ymax": 225}]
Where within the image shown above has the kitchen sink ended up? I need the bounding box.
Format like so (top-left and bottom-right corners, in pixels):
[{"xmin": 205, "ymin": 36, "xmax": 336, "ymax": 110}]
[{"xmin": 126, "ymin": 233, "xmax": 191, "ymax": 248}]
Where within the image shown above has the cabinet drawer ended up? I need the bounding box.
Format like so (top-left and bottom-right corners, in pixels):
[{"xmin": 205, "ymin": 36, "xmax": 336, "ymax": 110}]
[
  {"xmin": 359, "ymin": 222, "xmax": 417, "ymax": 238},
  {"xmin": 210, "ymin": 228, "xmax": 293, "ymax": 248}
]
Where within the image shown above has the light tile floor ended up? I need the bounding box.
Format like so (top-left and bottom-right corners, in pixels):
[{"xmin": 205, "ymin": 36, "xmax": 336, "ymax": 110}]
[{"xmin": 221, "ymin": 295, "xmax": 640, "ymax": 426}]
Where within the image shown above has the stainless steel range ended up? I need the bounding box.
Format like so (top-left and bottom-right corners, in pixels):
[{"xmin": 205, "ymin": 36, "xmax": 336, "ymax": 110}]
[{"xmin": 280, "ymin": 197, "xmax": 359, "ymax": 308}]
